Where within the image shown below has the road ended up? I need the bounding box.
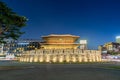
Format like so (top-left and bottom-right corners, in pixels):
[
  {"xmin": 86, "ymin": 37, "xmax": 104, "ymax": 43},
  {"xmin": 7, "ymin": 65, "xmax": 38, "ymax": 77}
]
[{"xmin": 0, "ymin": 62, "xmax": 120, "ymax": 80}]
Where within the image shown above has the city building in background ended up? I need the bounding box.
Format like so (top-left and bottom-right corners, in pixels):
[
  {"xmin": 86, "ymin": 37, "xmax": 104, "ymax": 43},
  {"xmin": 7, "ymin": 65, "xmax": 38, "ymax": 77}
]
[
  {"xmin": 104, "ymin": 42, "xmax": 120, "ymax": 51},
  {"xmin": 79, "ymin": 40, "xmax": 87, "ymax": 50},
  {"xmin": 2, "ymin": 39, "xmax": 41, "ymax": 54},
  {"xmin": 98, "ymin": 42, "xmax": 120, "ymax": 54},
  {"xmin": 98, "ymin": 36, "xmax": 120, "ymax": 54},
  {"xmin": 116, "ymin": 36, "xmax": 120, "ymax": 43}
]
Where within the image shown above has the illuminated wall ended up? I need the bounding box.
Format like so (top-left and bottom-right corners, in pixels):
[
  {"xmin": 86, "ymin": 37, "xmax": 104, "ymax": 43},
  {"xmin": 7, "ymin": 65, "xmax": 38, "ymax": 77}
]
[{"xmin": 20, "ymin": 49, "xmax": 101, "ymax": 63}]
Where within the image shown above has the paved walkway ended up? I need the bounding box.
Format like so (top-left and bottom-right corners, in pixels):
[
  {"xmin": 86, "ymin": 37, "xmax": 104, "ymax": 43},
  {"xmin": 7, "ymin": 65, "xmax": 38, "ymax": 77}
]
[{"xmin": 0, "ymin": 62, "xmax": 120, "ymax": 80}]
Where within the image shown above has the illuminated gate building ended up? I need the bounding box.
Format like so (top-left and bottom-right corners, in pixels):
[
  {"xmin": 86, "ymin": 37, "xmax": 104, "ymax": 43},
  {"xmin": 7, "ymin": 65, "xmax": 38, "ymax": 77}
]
[
  {"xmin": 20, "ymin": 34, "xmax": 102, "ymax": 63},
  {"xmin": 41, "ymin": 34, "xmax": 80, "ymax": 49}
]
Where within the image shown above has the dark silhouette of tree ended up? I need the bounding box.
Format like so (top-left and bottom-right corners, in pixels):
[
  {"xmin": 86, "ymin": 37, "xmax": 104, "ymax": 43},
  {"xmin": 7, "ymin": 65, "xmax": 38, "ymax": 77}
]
[{"xmin": 0, "ymin": 1, "xmax": 27, "ymax": 43}]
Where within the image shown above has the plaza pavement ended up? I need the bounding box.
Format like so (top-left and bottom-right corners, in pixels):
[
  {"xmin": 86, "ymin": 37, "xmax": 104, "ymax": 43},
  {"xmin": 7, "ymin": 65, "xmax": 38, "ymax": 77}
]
[{"xmin": 0, "ymin": 62, "xmax": 120, "ymax": 80}]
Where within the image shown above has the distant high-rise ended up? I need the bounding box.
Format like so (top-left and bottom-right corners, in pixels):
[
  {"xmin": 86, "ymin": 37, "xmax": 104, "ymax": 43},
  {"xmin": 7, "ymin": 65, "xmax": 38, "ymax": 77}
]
[
  {"xmin": 79, "ymin": 40, "xmax": 87, "ymax": 49},
  {"xmin": 116, "ymin": 36, "xmax": 120, "ymax": 43}
]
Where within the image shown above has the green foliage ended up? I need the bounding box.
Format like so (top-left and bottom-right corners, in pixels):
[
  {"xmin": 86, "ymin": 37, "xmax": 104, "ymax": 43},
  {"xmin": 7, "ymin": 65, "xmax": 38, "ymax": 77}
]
[{"xmin": 0, "ymin": 1, "xmax": 27, "ymax": 43}]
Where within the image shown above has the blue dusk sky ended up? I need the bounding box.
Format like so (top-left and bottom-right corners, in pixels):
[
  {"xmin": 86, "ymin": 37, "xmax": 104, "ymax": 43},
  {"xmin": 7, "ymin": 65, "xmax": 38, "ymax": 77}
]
[{"xmin": 2, "ymin": 0, "xmax": 120, "ymax": 49}]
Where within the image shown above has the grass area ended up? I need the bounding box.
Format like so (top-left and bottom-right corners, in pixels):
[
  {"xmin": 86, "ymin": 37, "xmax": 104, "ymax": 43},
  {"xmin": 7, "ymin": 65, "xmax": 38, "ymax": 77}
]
[
  {"xmin": 103, "ymin": 66, "xmax": 120, "ymax": 70},
  {"xmin": 0, "ymin": 66, "xmax": 27, "ymax": 70},
  {"xmin": 0, "ymin": 61, "xmax": 117, "ymax": 71},
  {"xmin": 0, "ymin": 62, "xmax": 120, "ymax": 80}
]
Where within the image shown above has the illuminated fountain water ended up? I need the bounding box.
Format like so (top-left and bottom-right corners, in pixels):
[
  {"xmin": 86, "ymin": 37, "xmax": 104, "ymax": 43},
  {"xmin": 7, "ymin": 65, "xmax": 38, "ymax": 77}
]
[
  {"xmin": 23, "ymin": 56, "xmax": 26, "ymax": 62},
  {"xmin": 24, "ymin": 56, "xmax": 27, "ymax": 62},
  {"xmin": 96, "ymin": 54, "xmax": 100, "ymax": 62},
  {"xmin": 30, "ymin": 56, "xmax": 33, "ymax": 62},
  {"xmin": 66, "ymin": 55, "xmax": 70, "ymax": 62},
  {"xmin": 20, "ymin": 49, "xmax": 102, "ymax": 63},
  {"xmin": 72, "ymin": 55, "xmax": 77, "ymax": 62},
  {"xmin": 92, "ymin": 54, "xmax": 96, "ymax": 62},
  {"xmin": 83, "ymin": 55, "xmax": 87, "ymax": 62},
  {"xmin": 46, "ymin": 55, "xmax": 50, "ymax": 62},
  {"xmin": 20, "ymin": 57, "xmax": 23, "ymax": 62},
  {"xmin": 59, "ymin": 55, "xmax": 64, "ymax": 63},
  {"xmin": 78, "ymin": 55, "xmax": 82, "ymax": 62},
  {"xmin": 34, "ymin": 55, "xmax": 38, "ymax": 62},
  {"xmin": 52, "ymin": 56, "xmax": 57, "ymax": 62},
  {"xmin": 39, "ymin": 55, "xmax": 44, "ymax": 62},
  {"xmin": 26, "ymin": 55, "xmax": 29, "ymax": 62}
]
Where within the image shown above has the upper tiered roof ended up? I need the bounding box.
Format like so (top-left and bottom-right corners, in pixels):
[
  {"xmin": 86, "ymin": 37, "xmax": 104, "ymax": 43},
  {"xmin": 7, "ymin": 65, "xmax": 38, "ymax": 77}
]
[{"xmin": 42, "ymin": 34, "xmax": 80, "ymax": 38}]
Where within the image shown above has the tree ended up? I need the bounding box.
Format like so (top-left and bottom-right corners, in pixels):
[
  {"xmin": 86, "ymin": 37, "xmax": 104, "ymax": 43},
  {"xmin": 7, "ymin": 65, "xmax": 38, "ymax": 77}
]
[{"xmin": 0, "ymin": 1, "xmax": 27, "ymax": 43}]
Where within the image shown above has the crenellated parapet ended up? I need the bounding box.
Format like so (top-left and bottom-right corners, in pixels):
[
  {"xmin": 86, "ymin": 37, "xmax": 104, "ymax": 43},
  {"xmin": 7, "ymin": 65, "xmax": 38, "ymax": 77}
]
[{"xmin": 19, "ymin": 49, "xmax": 101, "ymax": 63}]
